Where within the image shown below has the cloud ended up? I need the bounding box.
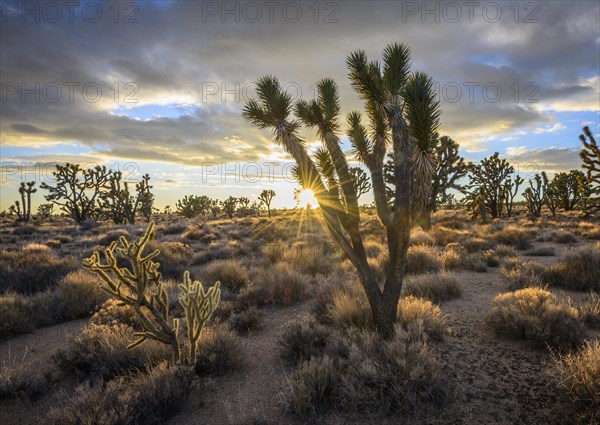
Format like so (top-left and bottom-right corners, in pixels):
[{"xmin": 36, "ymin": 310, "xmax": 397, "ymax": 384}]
[
  {"xmin": 533, "ymin": 123, "xmax": 567, "ymax": 134},
  {"xmin": 505, "ymin": 146, "xmax": 582, "ymax": 174}
]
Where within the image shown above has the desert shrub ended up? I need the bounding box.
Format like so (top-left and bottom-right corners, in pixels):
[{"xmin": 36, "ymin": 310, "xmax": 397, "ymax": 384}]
[
  {"xmin": 578, "ymin": 293, "xmax": 600, "ymax": 329},
  {"xmin": 406, "ymin": 245, "xmax": 442, "ymax": 275},
  {"xmin": 91, "ymin": 299, "xmax": 142, "ymax": 329},
  {"xmin": 461, "ymin": 237, "xmax": 491, "ymax": 253},
  {"xmin": 262, "ymin": 241, "xmax": 287, "ymax": 263},
  {"xmin": 553, "ymin": 340, "xmax": 599, "ymax": 424},
  {"xmin": 205, "ymin": 260, "xmax": 250, "ymax": 292},
  {"xmin": 53, "ymin": 323, "xmax": 172, "ymax": 379},
  {"xmin": 363, "ymin": 239, "xmax": 385, "ymax": 258},
  {"xmin": 235, "ymin": 283, "xmax": 273, "ymax": 309},
  {"xmin": 45, "ymin": 239, "xmax": 62, "ymax": 249},
  {"xmin": 494, "ymin": 244, "xmax": 518, "ymax": 258},
  {"xmin": 440, "ymin": 243, "xmax": 465, "ymax": 269},
  {"xmin": 430, "ymin": 226, "xmax": 466, "ymax": 246},
  {"xmin": 160, "ymin": 223, "xmax": 187, "ymax": 235},
  {"xmin": 410, "ymin": 230, "xmax": 435, "ymax": 246},
  {"xmin": 543, "ymin": 250, "xmax": 600, "ymax": 291},
  {"xmin": 23, "ymin": 242, "xmax": 51, "ymax": 252},
  {"xmin": 0, "ymin": 363, "xmax": 50, "ymax": 400},
  {"xmin": 48, "ymin": 362, "xmax": 192, "ymax": 425},
  {"xmin": 486, "ymin": 288, "xmax": 585, "ymax": 348},
  {"xmin": 499, "ymin": 258, "xmax": 545, "ymax": 290},
  {"xmin": 396, "ymin": 296, "xmax": 448, "ymax": 341},
  {"xmin": 0, "ymin": 292, "xmax": 35, "ymax": 338},
  {"xmin": 285, "ymin": 244, "xmax": 332, "ymax": 276},
  {"xmin": 524, "ymin": 246, "xmax": 556, "ymax": 256},
  {"xmin": 96, "ymin": 229, "xmax": 131, "ymax": 246},
  {"xmin": 403, "ymin": 271, "xmax": 461, "ymax": 303},
  {"xmin": 553, "ymin": 231, "xmax": 577, "ymax": 244},
  {"xmin": 326, "ymin": 281, "xmax": 371, "ymax": 330},
  {"xmin": 146, "ymin": 240, "xmax": 190, "ymax": 279},
  {"xmin": 280, "ymin": 355, "xmax": 337, "ymax": 415},
  {"xmin": 195, "ymin": 324, "xmax": 244, "ymax": 376},
  {"xmin": 0, "ymin": 249, "xmax": 77, "ymax": 294},
  {"xmin": 252, "ymin": 263, "xmax": 309, "ymax": 305},
  {"xmin": 491, "ymin": 226, "xmax": 534, "ymax": 250},
  {"xmin": 335, "ymin": 324, "xmax": 448, "ymax": 416},
  {"xmin": 279, "ymin": 315, "xmax": 331, "ymax": 365},
  {"xmin": 228, "ymin": 306, "xmax": 263, "ymax": 335},
  {"xmin": 52, "ymin": 270, "xmax": 109, "ymax": 320}
]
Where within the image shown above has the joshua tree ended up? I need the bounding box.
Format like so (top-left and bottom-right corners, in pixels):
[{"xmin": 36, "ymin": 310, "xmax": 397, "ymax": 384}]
[
  {"xmin": 523, "ymin": 173, "xmax": 546, "ymax": 221},
  {"xmin": 37, "ymin": 203, "xmax": 54, "ymax": 219},
  {"xmin": 100, "ymin": 172, "xmax": 154, "ymax": 224},
  {"xmin": 10, "ymin": 181, "xmax": 37, "ymax": 223},
  {"xmin": 244, "ymin": 43, "xmax": 440, "ymax": 338},
  {"xmin": 209, "ymin": 199, "xmax": 221, "ymax": 218},
  {"xmin": 221, "ymin": 196, "xmax": 238, "ymax": 218},
  {"xmin": 579, "ymin": 125, "xmax": 599, "ymax": 215},
  {"xmin": 350, "ymin": 167, "xmax": 372, "ymax": 200},
  {"xmin": 176, "ymin": 195, "xmax": 211, "ymax": 218},
  {"xmin": 503, "ymin": 174, "xmax": 524, "ymax": 218},
  {"xmin": 41, "ymin": 163, "xmax": 111, "ymax": 223},
  {"xmin": 543, "ymin": 172, "xmax": 559, "ymax": 217},
  {"xmin": 258, "ymin": 189, "xmax": 276, "ymax": 218},
  {"xmin": 467, "ymin": 153, "xmax": 514, "ymax": 219},
  {"xmin": 238, "ymin": 197, "xmax": 251, "ymax": 216},
  {"xmin": 550, "ymin": 170, "xmax": 584, "ymax": 211}
]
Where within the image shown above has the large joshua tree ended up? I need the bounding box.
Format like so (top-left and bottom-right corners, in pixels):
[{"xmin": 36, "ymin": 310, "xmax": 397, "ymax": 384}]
[{"xmin": 243, "ymin": 43, "xmax": 440, "ymax": 337}]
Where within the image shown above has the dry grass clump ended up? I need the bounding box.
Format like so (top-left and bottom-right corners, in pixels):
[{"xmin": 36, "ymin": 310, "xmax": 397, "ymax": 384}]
[
  {"xmin": 228, "ymin": 306, "xmax": 263, "ymax": 335},
  {"xmin": 281, "ymin": 324, "xmax": 449, "ymax": 417},
  {"xmin": 262, "ymin": 241, "xmax": 287, "ymax": 263},
  {"xmin": 486, "ymin": 288, "xmax": 585, "ymax": 348},
  {"xmin": 281, "ymin": 355, "xmax": 337, "ymax": 415},
  {"xmin": 403, "ymin": 271, "xmax": 461, "ymax": 303},
  {"xmin": 577, "ymin": 293, "xmax": 600, "ymax": 329},
  {"xmin": 251, "ymin": 263, "xmax": 310, "ymax": 305},
  {"xmin": 406, "ymin": 245, "xmax": 442, "ymax": 275},
  {"xmin": 0, "ymin": 249, "xmax": 78, "ymax": 294},
  {"xmin": 48, "ymin": 270, "xmax": 109, "ymax": 321},
  {"xmin": 0, "ymin": 362, "xmax": 50, "ymax": 400},
  {"xmin": 491, "ymin": 226, "xmax": 535, "ymax": 250},
  {"xmin": 48, "ymin": 362, "xmax": 192, "ymax": 425},
  {"xmin": 205, "ymin": 260, "xmax": 250, "ymax": 292},
  {"xmin": 499, "ymin": 258, "xmax": 545, "ymax": 290},
  {"xmin": 494, "ymin": 244, "xmax": 518, "ymax": 258},
  {"xmin": 53, "ymin": 323, "xmax": 172, "ymax": 380},
  {"xmin": 553, "ymin": 340, "xmax": 599, "ymax": 424},
  {"xmin": 0, "ymin": 292, "xmax": 36, "ymax": 338},
  {"xmin": 543, "ymin": 249, "xmax": 600, "ymax": 291},
  {"xmin": 194, "ymin": 323, "xmax": 244, "ymax": 376},
  {"xmin": 553, "ymin": 230, "xmax": 577, "ymax": 244},
  {"xmin": 91, "ymin": 299, "xmax": 142, "ymax": 329},
  {"xmin": 279, "ymin": 315, "xmax": 331, "ymax": 365},
  {"xmin": 326, "ymin": 281, "xmax": 371, "ymax": 330},
  {"xmin": 396, "ymin": 296, "xmax": 449, "ymax": 341},
  {"xmin": 429, "ymin": 226, "xmax": 467, "ymax": 246},
  {"xmin": 363, "ymin": 238, "xmax": 385, "ymax": 258},
  {"xmin": 524, "ymin": 246, "xmax": 556, "ymax": 257},
  {"xmin": 23, "ymin": 242, "xmax": 51, "ymax": 252},
  {"xmin": 284, "ymin": 243, "xmax": 332, "ymax": 276},
  {"xmin": 151, "ymin": 240, "xmax": 190, "ymax": 279},
  {"xmin": 96, "ymin": 228, "xmax": 130, "ymax": 246},
  {"xmin": 160, "ymin": 222, "xmax": 187, "ymax": 235},
  {"xmin": 410, "ymin": 230, "xmax": 435, "ymax": 246}
]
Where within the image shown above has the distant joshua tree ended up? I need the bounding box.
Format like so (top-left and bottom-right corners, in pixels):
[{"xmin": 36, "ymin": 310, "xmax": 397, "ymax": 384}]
[
  {"xmin": 9, "ymin": 181, "xmax": 37, "ymax": 223},
  {"xmin": 258, "ymin": 189, "xmax": 276, "ymax": 218}
]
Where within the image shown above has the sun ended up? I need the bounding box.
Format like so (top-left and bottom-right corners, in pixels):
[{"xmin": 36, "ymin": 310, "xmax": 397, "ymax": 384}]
[{"xmin": 297, "ymin": 189, "xmax": 317, "ymax": 209}]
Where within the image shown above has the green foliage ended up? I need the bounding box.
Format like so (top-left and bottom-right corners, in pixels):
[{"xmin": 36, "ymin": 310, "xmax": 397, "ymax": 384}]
[
  {"xmin": 350, "ymin": 167, "xmax": 371, "ymax": 199},
  {"xmin": 36, "ymin": 202, "xmax": 54, "ymax": 219},
  {"xmin": 82, "ymin": 222, "xmax": 221, "ymax": 366},
  {"xmin": 579, "ymin": 125, "xmax": 600, "ymax": 215},
  {"xmin": 523, "ymin": 173, "xmax": 546, "ymax": 220}
]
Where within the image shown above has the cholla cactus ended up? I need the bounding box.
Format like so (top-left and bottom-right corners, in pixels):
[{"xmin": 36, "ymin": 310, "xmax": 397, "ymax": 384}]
[{"xmin": 82, "ymin": 222, "xmax": 220, "ymax": 366}]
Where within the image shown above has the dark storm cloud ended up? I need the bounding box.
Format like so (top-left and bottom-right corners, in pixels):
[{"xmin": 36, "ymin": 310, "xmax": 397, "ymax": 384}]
[{"xmin": 1, "ymin": 0, "xmax": 598, "ymax": 165}]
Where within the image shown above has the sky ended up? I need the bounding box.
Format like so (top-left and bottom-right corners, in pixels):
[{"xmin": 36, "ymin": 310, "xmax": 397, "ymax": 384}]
[{"xmin": 1, "ymin": 0, "xmax": 599, "ymax": 210}]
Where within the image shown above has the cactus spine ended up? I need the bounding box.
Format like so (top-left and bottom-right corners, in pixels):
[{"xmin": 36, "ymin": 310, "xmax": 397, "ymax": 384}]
[{"xmin": 82, "ymin": 222, "xmax": 220, "ymax": 366}]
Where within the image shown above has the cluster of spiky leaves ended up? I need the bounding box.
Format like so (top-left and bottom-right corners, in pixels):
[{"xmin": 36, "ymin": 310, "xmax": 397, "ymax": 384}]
[
  {"xmin": 466, "ymin": 152, "xmax": 515, "ymax": 219},
  {"xmin": 99, "ymin": 172, "xmax": 154, "ymax": 224},
  {"xmin": 579, "ymin": 125, "xmax": 600, "ymax": 215},
  {"xmin": 9, "ymin": 181, "xmax": 37, "ymax": 223},
  {"xmin": 83, "ymin": 222, "xmax": 220, "ymax": 366}
]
